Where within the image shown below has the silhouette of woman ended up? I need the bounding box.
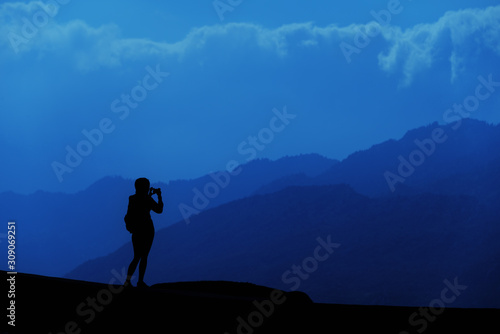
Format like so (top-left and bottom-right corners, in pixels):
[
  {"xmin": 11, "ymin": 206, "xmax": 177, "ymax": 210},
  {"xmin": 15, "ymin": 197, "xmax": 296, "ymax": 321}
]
[{"xmin": 124, "ymin": 177, "xmax": 163, "ymax": 288}]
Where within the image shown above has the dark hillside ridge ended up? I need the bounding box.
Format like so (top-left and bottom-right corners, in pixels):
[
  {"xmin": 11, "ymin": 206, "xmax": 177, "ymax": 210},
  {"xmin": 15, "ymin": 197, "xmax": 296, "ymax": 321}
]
[{"xmin": 8, "ymin": 271, "xmax": 497, "ymax": 333}]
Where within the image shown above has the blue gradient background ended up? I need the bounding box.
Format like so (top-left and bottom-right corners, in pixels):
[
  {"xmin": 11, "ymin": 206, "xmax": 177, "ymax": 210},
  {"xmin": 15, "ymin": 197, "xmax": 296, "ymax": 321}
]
[{"xmin": 1, "ymin": 0, "xmax": 499, "ymax": 194}]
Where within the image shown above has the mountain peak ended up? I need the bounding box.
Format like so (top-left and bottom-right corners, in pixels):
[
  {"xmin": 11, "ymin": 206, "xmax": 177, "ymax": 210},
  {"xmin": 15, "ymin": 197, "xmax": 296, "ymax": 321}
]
[{"xmin": 315, "ymin": 117, "xmax": 500, "ymax": 196}]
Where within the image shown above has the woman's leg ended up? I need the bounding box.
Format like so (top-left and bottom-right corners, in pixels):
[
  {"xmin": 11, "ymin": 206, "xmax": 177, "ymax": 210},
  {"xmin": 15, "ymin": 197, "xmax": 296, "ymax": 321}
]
[
  {"xmin": 138, "ymin": 256, "xmax": 148, "ymax": 283},
  {"xmin": 126, "ymin": 256, "xmax": 140, "ymax": 281},
  {"xmin": 125, "ymin": 234, "xmax": 141, "ymax": 284},
  {"xmin": 137, "ymin": 232, "xmax": 154, "ymax": 284}
]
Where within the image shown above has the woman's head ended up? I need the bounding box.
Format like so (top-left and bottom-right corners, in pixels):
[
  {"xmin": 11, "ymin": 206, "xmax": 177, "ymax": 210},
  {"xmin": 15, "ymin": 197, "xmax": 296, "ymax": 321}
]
[{"xmin": 135, "ymin": 177, "xmax": 150, "ymax": 195}]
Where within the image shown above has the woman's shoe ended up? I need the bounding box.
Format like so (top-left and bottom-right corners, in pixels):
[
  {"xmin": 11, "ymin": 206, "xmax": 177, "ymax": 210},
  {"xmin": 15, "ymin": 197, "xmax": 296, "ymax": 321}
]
[
  {"xmin": 123, "ymin": 280, "xmax": 133, "ymax": 289},
  {"xmin": 136, "ymin": 281, "xmax": 149, "ymax": 288}
]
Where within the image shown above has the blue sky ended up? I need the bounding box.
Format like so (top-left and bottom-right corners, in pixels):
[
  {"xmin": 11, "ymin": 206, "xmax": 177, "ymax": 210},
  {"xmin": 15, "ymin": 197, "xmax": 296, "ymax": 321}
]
[{"xmin": 1, "ymin": 0, "xmax": 500, "ymax": 193}]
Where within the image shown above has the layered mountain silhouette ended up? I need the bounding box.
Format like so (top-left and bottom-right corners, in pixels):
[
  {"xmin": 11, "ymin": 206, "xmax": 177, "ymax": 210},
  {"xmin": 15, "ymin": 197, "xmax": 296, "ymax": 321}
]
[
  {"xmin": 0, "ymin": 154, "xmax": 336, "ymax": 277},
  {"xmin": 258, "ymin": 119, "xmax": 500, "ymax": 197},
  {"xmin": 67, "ymin": 183, "xmax": 500, "ymax": 307},
  {"xmin": 3, "ymin": 119, "xmax": 500, "ymax": 309},
  {"xmin": 313, "ymin": 119, "xmax": 500, "ymax": 197}
]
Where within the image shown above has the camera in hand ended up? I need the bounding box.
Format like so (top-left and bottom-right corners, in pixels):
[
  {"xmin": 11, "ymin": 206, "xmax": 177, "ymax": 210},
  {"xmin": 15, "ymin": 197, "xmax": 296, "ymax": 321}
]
[{"xmin": 149, "ymin": 187, "xmax": 161, "ymax": 196}]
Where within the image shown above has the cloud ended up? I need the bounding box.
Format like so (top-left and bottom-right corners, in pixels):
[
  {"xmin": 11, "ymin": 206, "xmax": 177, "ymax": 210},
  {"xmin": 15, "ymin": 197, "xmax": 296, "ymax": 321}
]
[
  {"xmin": 377, "ymin": 6, "xmax": 500, "ymax": 86},
  {"xmin": 1, "ymin": 6, "xmax": 345, "ymax": 69},
  {"xmin": 1, "ymin": 2, "xmax": 499, "ymax": 82},
  {"xmin": 0, "ymin": 0, "xmax": 59, "ymax": 17},
  {"xmin": 0, "ymin": 1, "xmax": 356, "ymax": 69},
  {"xmin": 0, "ymin": 1, "xmax": 62, "ymax": 50}
]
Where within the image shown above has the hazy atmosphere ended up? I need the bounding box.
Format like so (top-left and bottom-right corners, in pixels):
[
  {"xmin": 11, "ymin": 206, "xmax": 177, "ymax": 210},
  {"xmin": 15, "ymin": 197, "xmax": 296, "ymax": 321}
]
[
  {"xmin": 2, "ymin": 3, "xmax": 500, "ymax": 328},
  {"xmin": 1, "ymin": 0, "xmax": 499, "ymax": 194}
]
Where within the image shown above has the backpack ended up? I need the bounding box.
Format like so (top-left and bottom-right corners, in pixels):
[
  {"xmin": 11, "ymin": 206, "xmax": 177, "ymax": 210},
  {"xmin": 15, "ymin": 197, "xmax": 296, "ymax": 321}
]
[
  {"xmin": 124, "ymin": 196, "xmax": 140, "ymax": 233},
  {"xmin": 124, "ymin": 194, "xmax": 154, "ymax": 233},
  {"xmin": 124, "ymin": 212, "xmax": 138, "ymax": 233}
]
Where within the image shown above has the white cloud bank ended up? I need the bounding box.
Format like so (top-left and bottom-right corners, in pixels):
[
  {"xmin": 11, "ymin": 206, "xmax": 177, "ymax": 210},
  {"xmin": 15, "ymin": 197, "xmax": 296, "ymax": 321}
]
[
  {"xmin": 1, "ymin": 2, "xmax": 499, "ymax": 83},
  {"xmin": 377, "ymin": 6, "xmax": 500, "ymax": 85}
]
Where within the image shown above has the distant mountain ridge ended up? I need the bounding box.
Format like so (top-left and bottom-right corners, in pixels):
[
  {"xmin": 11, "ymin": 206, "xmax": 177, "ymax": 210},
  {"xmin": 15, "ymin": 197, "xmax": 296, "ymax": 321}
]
[
  {"xmin": 254, "ymin": 119, "xmax": 500, "ymax": 197},
  {"xmin": 314, "ymin": 119, "xmax": 500, "ymax": 196},
  {"xmin": 65, "ymin": 119, "xmax": 500, "ymax": 307},
  {"xmin": 3, "ymin": 119, "xmax": 500, "ymax": 307},
  {"xmin": 67, "ymin": 183, "xmax": 500, "ymax": 307},
  {"xmin": 0, "ymin": 154, "xmax": 337, "ymax": 277}
]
